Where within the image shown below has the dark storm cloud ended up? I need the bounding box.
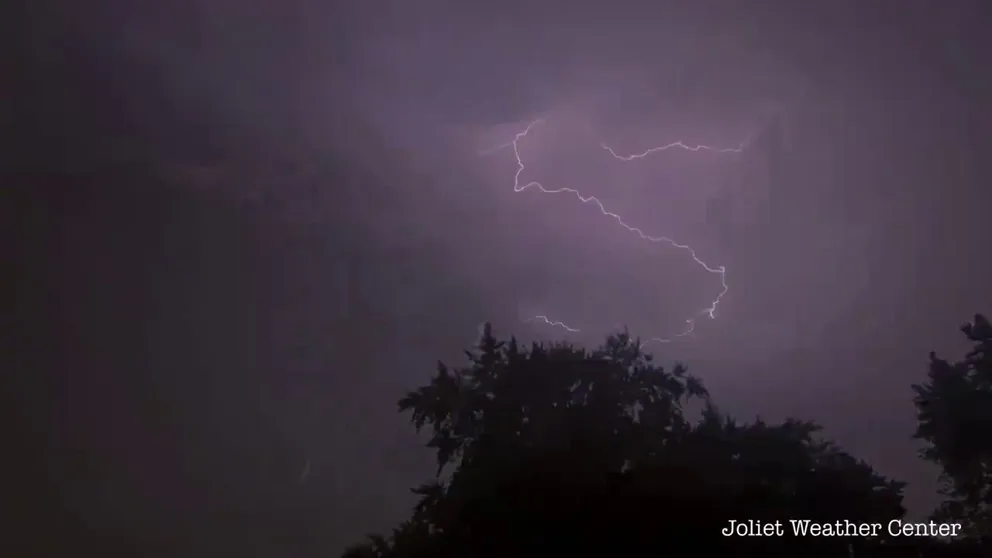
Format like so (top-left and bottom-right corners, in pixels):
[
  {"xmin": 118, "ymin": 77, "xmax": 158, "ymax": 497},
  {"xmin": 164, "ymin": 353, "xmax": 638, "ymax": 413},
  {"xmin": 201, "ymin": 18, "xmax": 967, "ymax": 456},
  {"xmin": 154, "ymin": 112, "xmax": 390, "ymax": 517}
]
[{"xmin": 9, "ymin": 0, "xmax": 992, "ymax": 554}]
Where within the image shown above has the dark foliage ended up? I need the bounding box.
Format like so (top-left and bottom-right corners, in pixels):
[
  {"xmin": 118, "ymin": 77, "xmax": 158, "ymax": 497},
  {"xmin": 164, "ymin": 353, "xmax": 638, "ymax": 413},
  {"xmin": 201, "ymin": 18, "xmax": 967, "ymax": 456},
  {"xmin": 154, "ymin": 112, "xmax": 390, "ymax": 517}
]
[
  {"xmin": 914, "ymin": 314, "xmax": 992, "ymax": 538},
  {"xmin": 344, "ymin": 324, "xmax": 992, "ymax": 557}
]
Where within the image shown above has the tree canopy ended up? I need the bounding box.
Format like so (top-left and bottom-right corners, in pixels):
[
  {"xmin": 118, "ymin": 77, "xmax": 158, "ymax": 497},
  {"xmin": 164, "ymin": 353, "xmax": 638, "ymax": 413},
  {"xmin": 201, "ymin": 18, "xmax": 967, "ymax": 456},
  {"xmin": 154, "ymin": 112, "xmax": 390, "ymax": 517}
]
[
  {"xmin": 914, "ymin": 314, "xmax": 992, "ymax": 538},
  {"xmin": 344, "ymin": 324, "xmax": 982, "ymax": 557}
]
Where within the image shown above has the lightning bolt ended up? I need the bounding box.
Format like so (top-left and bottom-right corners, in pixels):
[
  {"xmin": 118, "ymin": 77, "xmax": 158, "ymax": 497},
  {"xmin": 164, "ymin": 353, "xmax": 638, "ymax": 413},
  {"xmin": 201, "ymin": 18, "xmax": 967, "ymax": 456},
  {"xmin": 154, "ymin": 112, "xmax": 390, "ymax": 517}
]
[
  {"xmin": 528, "ymin": 315, "xmax": 582, "ymax": 333},
  {"xmin": 600, "ymin": 140, "xmax": 744, "ymax": 160},
  {"xmin": 485, "ymin": 118, "xmax": 744, "ymax": 346}
]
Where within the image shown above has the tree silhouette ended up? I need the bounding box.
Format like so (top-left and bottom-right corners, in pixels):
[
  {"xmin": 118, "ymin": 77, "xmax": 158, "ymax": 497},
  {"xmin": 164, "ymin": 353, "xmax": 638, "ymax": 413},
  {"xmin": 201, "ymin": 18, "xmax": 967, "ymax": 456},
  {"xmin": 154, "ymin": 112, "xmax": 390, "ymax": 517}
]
[
  {"xmin": 347, "ymin": 324, "xmax": 912, "ymax": 557},
  {"xmin": 914, "ymin": 314, "xmax": 992, "ymax": 537}
]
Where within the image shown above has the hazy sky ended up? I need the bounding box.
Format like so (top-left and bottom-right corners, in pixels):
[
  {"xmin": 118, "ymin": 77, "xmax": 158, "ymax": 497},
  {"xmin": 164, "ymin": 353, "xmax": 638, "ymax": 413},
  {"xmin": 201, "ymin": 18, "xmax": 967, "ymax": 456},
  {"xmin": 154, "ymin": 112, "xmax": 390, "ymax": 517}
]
[{"xmin": 9, "ymin": 0, "xmax": 992, "ymax": 555}]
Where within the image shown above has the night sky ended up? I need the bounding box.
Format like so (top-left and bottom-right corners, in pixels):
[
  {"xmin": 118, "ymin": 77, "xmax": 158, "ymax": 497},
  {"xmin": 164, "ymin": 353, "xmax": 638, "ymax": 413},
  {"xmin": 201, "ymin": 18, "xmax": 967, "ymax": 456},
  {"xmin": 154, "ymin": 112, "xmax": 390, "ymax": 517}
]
[{"xmin": 6, "ymin": 0, "xmax": 992, "ymax": 555}]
